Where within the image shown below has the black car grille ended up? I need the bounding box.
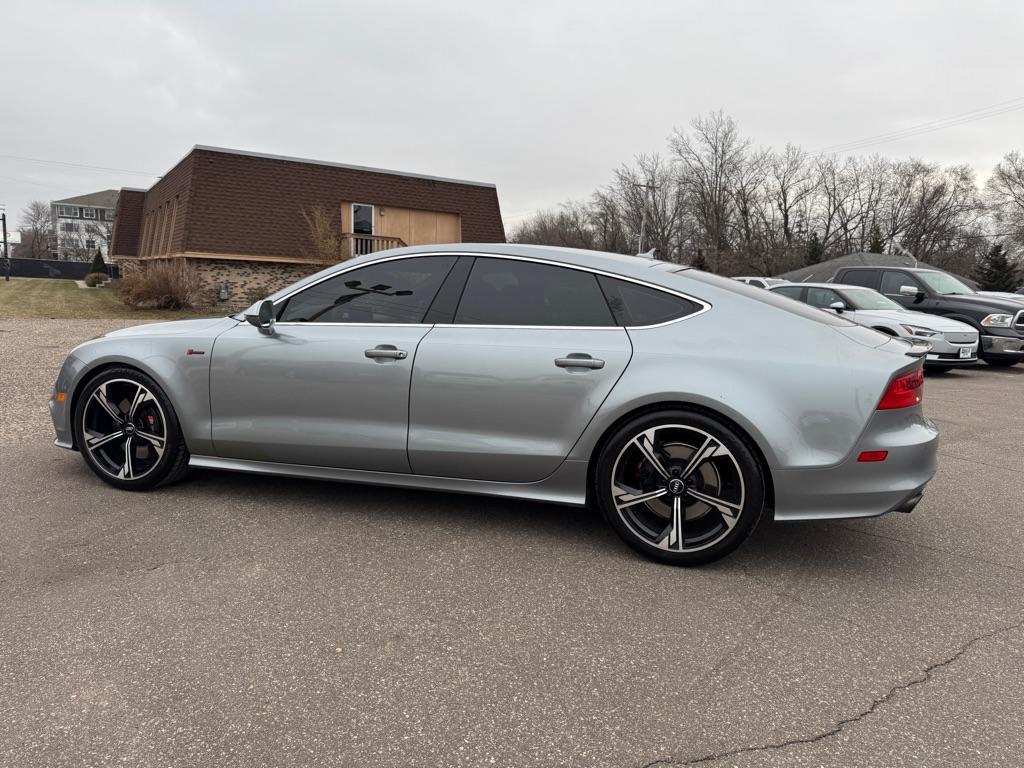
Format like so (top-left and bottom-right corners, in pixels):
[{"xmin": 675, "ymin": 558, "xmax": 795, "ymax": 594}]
[{"xmin": 1015, "ymin": 310, "xmax": 1024, "ymax": 333}]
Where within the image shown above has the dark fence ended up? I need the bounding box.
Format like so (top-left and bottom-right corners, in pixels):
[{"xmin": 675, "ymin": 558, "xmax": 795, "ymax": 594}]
[{"xmin": 5, "ymin": 257, "xmax": 119, "ymax": 280}]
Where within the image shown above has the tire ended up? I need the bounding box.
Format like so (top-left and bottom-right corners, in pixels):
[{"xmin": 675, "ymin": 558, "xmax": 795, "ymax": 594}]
[
  {"xmin": 593, "ymin": 409, "xmax": 766, "ymax": 566},
  {"xmin": 984, "ymin": 358, "xmax": 1018, "ymax": 368},
  {"xmin": 73, "ymin": 367, "xmax": 190, "ymax": 491}
]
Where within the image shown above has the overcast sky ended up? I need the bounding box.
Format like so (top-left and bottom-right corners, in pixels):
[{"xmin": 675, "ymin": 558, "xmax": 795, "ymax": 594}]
[{"xmin": 3, "ymin": 0, "xmax": 1024, "ymax": 232}]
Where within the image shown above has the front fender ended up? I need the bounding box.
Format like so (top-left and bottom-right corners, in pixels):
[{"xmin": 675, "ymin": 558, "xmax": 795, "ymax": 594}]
[{"xmin": 60, "ymin": 335, "xmax": 222, "ymax": 455}]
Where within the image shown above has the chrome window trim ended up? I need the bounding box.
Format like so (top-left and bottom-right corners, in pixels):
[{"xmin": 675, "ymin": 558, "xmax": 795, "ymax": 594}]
[{"xmin": 270, "ymin": 251, "xmax": 712, "ymax": 331}]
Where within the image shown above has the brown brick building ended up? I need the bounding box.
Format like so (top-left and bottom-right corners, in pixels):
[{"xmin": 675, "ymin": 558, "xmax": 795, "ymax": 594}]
[{"xmin": 110, "ymin": 145, "xmax": 504, "ymax": 307}]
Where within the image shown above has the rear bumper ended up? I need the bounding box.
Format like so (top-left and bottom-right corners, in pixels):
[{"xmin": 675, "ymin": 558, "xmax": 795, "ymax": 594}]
[{"xmin": 772, "ymin": 410, "xmax": 939, "ymax": 521}]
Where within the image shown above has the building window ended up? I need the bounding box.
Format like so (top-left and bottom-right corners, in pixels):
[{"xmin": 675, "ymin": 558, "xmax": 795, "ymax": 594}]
[
  {"xmin": 58, "ymin": 205, "xmax": 80, "ymax": 217},
  {"xmin": 83, "ymin": 207, "xmax": 96, "ymax": 219},
  {"xmin": 61, "ymin": 221, "xmax": 78, "ymax": 233},
  {"xmin": 86, "ymin": 239, "xmax": 96, "ymax": 250},
  {"xmin": 352, "ymin": 203, "xmax": 374, "ymax": 235},
  {"xmin": 104, "ymin": 209, "xmax": 115, "ymax": 221}
]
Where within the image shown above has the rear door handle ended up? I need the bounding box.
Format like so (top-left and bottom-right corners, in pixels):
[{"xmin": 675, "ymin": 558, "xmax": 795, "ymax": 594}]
[
  {"xmin": 365, "ymin": 345, "xmax": 408, "ymax": 361},
  {"xmin": 555, "ymin": 354, "xmax": 605, "ymax": 370}
]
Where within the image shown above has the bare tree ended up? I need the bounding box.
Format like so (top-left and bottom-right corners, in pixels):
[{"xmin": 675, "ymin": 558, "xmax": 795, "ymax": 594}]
[
  {"xmin": 670, "ymin": 111, "xmax": 749, "ymax": 270},
  {"xmin": 506, "ymin": 110, "xmax": 1007, "ymax": 278},
  {"xmin": 985, "ymin": 151, "xmax": 1024, "ymax": 248},
  {"xmin": 302, "ymin": 204, "xmax": 346, "ymax": 262},
  {"xmin": 19, "ymin": 200, "xmax": 53, "ymax": 259}
]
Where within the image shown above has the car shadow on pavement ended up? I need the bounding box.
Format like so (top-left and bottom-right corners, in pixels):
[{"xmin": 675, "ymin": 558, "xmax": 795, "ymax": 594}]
[{"xmin": 184, "ymin": 467, "xmax": 896, "ymax": 576}]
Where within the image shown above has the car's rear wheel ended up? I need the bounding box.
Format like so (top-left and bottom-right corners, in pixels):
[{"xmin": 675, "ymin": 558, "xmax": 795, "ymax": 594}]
[
  {"xmin": 594, "ymin": 410, "xmax": 765, "ymax": 566},
  {"xmin": 73, "ymin": 367, "xmax": 189, "ymax": 490}
]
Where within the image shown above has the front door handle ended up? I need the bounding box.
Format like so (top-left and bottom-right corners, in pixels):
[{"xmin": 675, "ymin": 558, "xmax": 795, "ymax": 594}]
[
  {"xmin": 555, "ymin": 354, "xmax": 605, "ymax": 370},
  {"xmin": 365, "ymin": 345, "xmax": 408, "ymax": 361}
]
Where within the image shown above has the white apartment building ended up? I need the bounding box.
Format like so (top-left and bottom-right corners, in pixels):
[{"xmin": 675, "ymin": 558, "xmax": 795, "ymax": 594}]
[{"xmin": 51, "ymin": 189, "xmax": 119, "ymax": 260}]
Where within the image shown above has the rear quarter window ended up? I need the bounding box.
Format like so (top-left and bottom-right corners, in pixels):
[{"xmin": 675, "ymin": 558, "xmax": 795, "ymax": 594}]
[{"xmin": 597, "ymin": 276, "xmax": 703, "ymax": 326}]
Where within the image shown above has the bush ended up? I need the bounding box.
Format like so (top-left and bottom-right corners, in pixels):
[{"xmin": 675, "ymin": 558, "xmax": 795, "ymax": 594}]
[
  {"xmin": 119, "ymin": 261, "xmax": 205, "ymax": 309},
  {"xmin": 244, "ymin": 285, "xmax": 270, "ymax": 306},
  {"xmin": 83, "ymin": 272, "xmax": 108, "ymax": 287},
  {"xmin": 89, "ymin": 249, "xmax": 108, "ymax": 275}
]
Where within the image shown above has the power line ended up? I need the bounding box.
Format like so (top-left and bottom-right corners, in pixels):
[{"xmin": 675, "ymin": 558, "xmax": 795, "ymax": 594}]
[
  {"xmin": 813, "ymin": 97, "xmax": 1024, "ymax": 155},
  {"xmin": 0, "ymin": 153, "xmax": 159, "ymax": 177}
]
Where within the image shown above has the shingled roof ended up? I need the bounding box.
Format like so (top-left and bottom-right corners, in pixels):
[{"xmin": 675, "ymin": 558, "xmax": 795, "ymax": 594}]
[{"xmin": 53, "ymin": 189, "xmax": 120, "ymax": 209}]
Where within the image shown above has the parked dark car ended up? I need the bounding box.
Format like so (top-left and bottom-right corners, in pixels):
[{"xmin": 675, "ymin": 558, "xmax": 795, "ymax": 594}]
[{"xmin": 832, "ymin": 266, "xmax": 1024, "ymax": 367}]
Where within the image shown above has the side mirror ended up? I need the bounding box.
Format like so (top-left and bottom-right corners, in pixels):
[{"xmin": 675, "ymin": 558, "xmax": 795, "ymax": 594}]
[
  {"xmin": 829, "ymin": 301, "xmax": 846, "ymax": 313},
  {"xmin": 245, "ymin": 299, "xmax": 276, "ymax": 335},
  {"xmin": 899, "ymin": 285, "xmax": 922, "ymax": 298}
]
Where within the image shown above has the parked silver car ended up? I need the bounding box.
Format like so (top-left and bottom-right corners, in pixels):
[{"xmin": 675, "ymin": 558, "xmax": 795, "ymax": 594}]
[
  {"xmin": 771, "ymin": 282, "xmax": 980, "ymax": 369},
  {"xmin": 733, "ymin": 276, "xmax": 789, "ymax": 289},
  {"xmin": 49, "ymin": 245, "xmax": 938, "ymax": 565}
]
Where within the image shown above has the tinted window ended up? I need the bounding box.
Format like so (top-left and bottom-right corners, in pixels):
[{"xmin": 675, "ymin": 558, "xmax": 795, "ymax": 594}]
[
  {"xmin": 841, "ymin": 269, "xmax": 880, "ymax": 288},
  {"xmin": 277, "ymin": 256, "xmax": 456, "ymax": 323},
  {"xmin": 880, "ymin": 271, "xmax": 921, "ymax": 296},
  {"xmin": 807, "ymin": 287, "xmax": 842, "ymax": 308},
  {"xmin": 455, "ymin": 259, "xmax": 615, "ymax": 326},
  {"xmin": 598, "ymin": 276, "xmax": 701, "ymax": 326},
  {"xmin": 772, "ymin": 285, "xmax": 804, "ymax": 300}
]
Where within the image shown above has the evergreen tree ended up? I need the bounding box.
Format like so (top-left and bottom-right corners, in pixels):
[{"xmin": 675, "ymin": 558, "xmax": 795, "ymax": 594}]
[
  {"xmin": 690, "ymin": 250, "xmax": 709, "ymax": 271},
  {"xmin": 805, "ymin": 232, "xmax": 825, "ymax": 266},
  {"xmin": 868, "ymin": 223, "xmax": 885, "ymax": 254},
  {"xmin": 89, "ymin": 247, "xmax": 108, "ymax": 275},
  {"xmin": 975, "ymin": 243, "xmax": 1021, "ymax": 292}
]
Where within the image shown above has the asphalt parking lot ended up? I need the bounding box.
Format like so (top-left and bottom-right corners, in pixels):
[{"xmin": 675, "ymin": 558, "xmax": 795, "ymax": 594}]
[{"xmin": 1, "ymin": 319, "xmax": 1022, "ymax": 767}]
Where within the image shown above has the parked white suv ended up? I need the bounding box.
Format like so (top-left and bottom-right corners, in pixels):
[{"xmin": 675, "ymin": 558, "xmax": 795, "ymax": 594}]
[{"xmin": 771, "ymin": 282, "xmax": 979, "ymax": 369}]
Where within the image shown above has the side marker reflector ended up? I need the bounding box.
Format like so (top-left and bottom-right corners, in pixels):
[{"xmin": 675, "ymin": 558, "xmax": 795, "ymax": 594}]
[
  {"xmin": 858, "ymin": 450, "xmax": 889, "ymax": 462},
  {"xmin": 55, "ymin": 392, "xmax": 66, "ymax": 402}
]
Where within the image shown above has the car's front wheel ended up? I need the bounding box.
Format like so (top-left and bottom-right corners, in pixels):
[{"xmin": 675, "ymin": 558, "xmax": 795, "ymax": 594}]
[
  {"xmin": 594, "ymin": 410, "xmax": 766, "ymax": 566},
  {"xmin": 73, "ymin": 367, "xmax": 190, "ymax": 490}
]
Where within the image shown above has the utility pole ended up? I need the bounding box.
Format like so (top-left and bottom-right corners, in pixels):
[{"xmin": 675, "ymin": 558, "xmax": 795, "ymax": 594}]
[
  {"xmin": 635, "ymin": 182, "xmax": 657, "ymax": 255},
  {"xmin": 1, "ymin": 209, "xmax": 9, "ymax": 281}
]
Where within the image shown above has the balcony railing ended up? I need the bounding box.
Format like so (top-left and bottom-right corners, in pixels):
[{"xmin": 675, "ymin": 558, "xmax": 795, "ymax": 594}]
[{"xmin": 341, "ymin": 233, "xmax": 407, "ymax": 259}]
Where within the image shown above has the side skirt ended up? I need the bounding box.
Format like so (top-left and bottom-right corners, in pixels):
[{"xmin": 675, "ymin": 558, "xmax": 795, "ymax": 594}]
[{"xmin": 188, "ymin": 455, "xmax": 590, "ymax": 507}]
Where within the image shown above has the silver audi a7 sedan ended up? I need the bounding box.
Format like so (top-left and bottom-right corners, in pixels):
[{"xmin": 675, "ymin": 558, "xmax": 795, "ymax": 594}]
[{"xmin": 50, "ymin": 244, "xmax": 939, "ymax": 565}]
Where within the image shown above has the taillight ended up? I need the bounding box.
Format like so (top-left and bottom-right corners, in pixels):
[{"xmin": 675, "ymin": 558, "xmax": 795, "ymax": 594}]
[{"xmin": 877, "ymin": 367, "xmax": 924, "ymax": 410}]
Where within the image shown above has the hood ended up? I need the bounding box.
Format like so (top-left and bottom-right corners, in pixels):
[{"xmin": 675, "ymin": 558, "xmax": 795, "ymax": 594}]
[
  {"xmin": 852, "ymin": 308, "xmax": 975, "ymax": 333},
  {"xmin": 978, "ymin": 291, "xmax": 1024, "ymax": 305},
  {"xmin": 102, "ymin": 316, "xmax": 239, "ymax": 339},
  {"xmin": 929, "ymin": 292, "xmax": 1024, "ymax": 313}
]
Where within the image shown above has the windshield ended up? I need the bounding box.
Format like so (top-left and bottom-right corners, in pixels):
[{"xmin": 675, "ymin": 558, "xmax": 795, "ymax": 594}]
[
  {"xmin": 841, "ymin": 287, "xmax": 902, "ymax": 311},
  {"xmin": 917, "ymin": 271, "xmax": 974, "ymax": 295}
]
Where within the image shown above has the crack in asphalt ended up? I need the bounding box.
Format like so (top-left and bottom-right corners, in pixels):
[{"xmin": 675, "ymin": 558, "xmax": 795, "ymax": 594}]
[
  {"xmin": 836, "ymin": 523, "xmax": 1024, "ymax": 575},
  {"xmin": 635, "ymin": 620, "xmax": 1024, "ymax": 768}
]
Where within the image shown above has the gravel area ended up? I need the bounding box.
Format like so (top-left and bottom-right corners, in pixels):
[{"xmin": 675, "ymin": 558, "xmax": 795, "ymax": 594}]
[{"xmin": 1, "ymin": 318, "xmax": 1022, "ymax": 767}]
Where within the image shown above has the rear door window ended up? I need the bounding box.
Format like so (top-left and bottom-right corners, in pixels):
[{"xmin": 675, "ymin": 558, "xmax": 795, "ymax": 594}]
[
  {"xmin": 454, "ymin": 258, "xmax": 615, "ymax": 326},
  {"xmin": 772, "ymin": 285, "xmax": 805, "ymax": 301},
  {"xmin": 840, "ymin": 269, "xmax": 880, "ymax": 289}
]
